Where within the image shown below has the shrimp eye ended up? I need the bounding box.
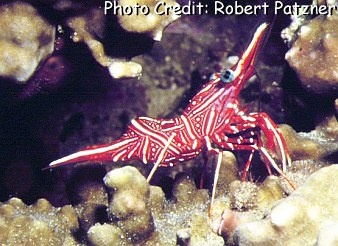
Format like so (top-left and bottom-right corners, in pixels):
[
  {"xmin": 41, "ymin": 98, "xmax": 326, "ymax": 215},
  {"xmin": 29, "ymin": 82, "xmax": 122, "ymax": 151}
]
[{"xmin": 220, "ymin": 69, "xmax": 234, "ymax": 83}]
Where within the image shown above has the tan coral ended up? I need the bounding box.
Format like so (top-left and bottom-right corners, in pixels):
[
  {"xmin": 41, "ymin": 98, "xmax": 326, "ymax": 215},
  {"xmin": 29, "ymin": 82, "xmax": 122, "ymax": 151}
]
[
  {"xmin": 285, "ymin": 13, "xmax": 338, "ymax": 94},
  {"xmin": 117, "ymin": 0, "xmax": 181, "ymax": 41},
  {"xmin": 103, "ymin": 166, "xmax": 155, "ymax": 241},
  {"xmin": 279, "ymin": 124, "xmax": 326, "ymax": 161},
  {"xmin": 66, "ymin": 8, "xmax": 142, "ymax": 79},
  {"xmin": 0, "ymin": 198, "xmax": 79, "ymax": 245},
  {"xmin": 280, "ymin": 118, "xmax": 338, "ymax": 162},
  {"xmin": 171, "ymin": 174, "xmax": 209, "ymax": 210},
  {"xmin": 0, "ymin": 1, "xmax": 55, "ymax": 83},
  {"xmin": 87, "ymin": 223, "xmax": 129, "ymax": 246},
  {"xmin": 64, "ymin": 0, "xmax": 180, "ymax": 79},
  {"xmin": 229, "ymin": 181, "xmax": 258, "ymax": 211},
  {"xmin": 97, "ymin": 166, "xmax": 224, "ymax": 245},
  {"xmin": 233, "ymin": 165, "xmax": 338, "ymax": 246},
  {"xmin": 214, "ymin": 151, "xmax": 239, "ymax": 198}
]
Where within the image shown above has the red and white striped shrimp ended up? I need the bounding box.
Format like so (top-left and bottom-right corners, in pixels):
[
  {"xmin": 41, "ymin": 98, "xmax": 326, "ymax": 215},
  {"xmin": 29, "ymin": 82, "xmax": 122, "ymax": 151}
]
[{"xmin": 49, "ymin": 23, "xmax": 295, "ymax": 207}]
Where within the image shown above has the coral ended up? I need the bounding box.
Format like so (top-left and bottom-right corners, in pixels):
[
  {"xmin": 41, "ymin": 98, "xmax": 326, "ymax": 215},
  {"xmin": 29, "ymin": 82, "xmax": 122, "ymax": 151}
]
[
  {"xmin": 2, "ymin": 5, "xmax": 338, "ymax": 245},
  {"xmin": 107, "ymin": 60, "xmax": 143, "ymax": 79},
  {"xmin": 59, "ymin": 0, "xmax": 180, "ymax": 79},
  {"xmin": 0, "ymin": 1, "xmax": 55, "ymax": 83},
  {"xmin": 103, "ymin": 166, "xmax": 155, "ymax": 241},
  {"xmin": 274, "ymin": 119, "xmax": 338, "ymax": 192},
  {"xmin": 280, "ymin": 117, "xmax": 338, "ymax": 162},
  {"xmin": 65, "ymin": 8, "xmax": 142, "ymax": 79},
  {"xmin": 95, "ymin": 166, "xmax": 223, "ymax": 245},
  {"xmin": 186, "ymin": 214, "xmax": 225, "ymax": 245},
  {"xmin": 211, "ymin": 176, "xmax": 285, "ymax": 242},
  {"xmin": 255, "ymin": 176, "xmax": 284, "ymax": 212},
  {"xmin": 117, "ymin": 0, "xmax": 180, "ymax": 41},
  {"xmin": 148, "ymin": 185, "xmax": 166, "ymax": 215},
  {"xmin": 280, "ymin": 124, "xmax": 326, "ymax": 161},
  {"xmin": 0, "ymin": 0, "xmax": 182, "ymax": 92},
  {"xmin": 87, "ymin": 223, "xmax": 128, "ymax": 246},
  {"xmin": 233, "ymin": 165, "xmax": 338, "ymax": 246},
  {"xmin": 314, "ymin": 115, "xmax": 338, "ymax": 141},
  {"xmin": 281, "ymin": 0, "xmax": 337, "ymax": 45},
  {"xmin": 229, "ymin": 181, "xmax": 258, "ymax": 211},
  {"xmin": 281, "ymin": 14, "xmax": 309, "ymax": 45},
  {"xmin": 156, "ymin": 172, "xmax": 224, "ymax": 245},
  {"xmin": 0, "ymin": 197, "xmax": 79, "ymax": 245},
  {"xmin": 214, "ymin": 151, "xmax": 239, "ymax": 198},
  {"xmin": 285, "ymin": 12, "xmax": 338, "ymax": 94},
  {"xmin": 174, "ymin": 214, "xmax": 225, "ymax": 246},
  {"xmin": 67, "ymin": 168, "xmax": 109, "ymax": 231},
  {"xmin": 0, "ymin": 166, "xmax": 225, "ymax": 245},
  {"xmin": 3, "ymin": 129, "xmax": 335, "ymax": 245},
  {"xmin": 316, "ymin": 222, "xmax": 338, "ymax": 246},
  {"xmin": 171, "ymin": 174, "xmax": 208, "ymax": 209}
]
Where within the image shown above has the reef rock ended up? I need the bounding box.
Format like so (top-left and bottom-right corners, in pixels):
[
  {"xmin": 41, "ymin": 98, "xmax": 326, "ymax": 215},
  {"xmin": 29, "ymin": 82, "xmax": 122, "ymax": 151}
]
[
  {"xmin": 0, "ymin": 1, "xmax": 55, "ymax": 83},
  {"xmin": 233, "ymin": 165, "xmax": 338, "ymax": 246},
  {"xmin": 285, "ymin": 13, "xmax": 338, "ymax": 94},
  {"xmin": 0, "ymin": 198, "xmax": 79, "ymax": 245}
]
